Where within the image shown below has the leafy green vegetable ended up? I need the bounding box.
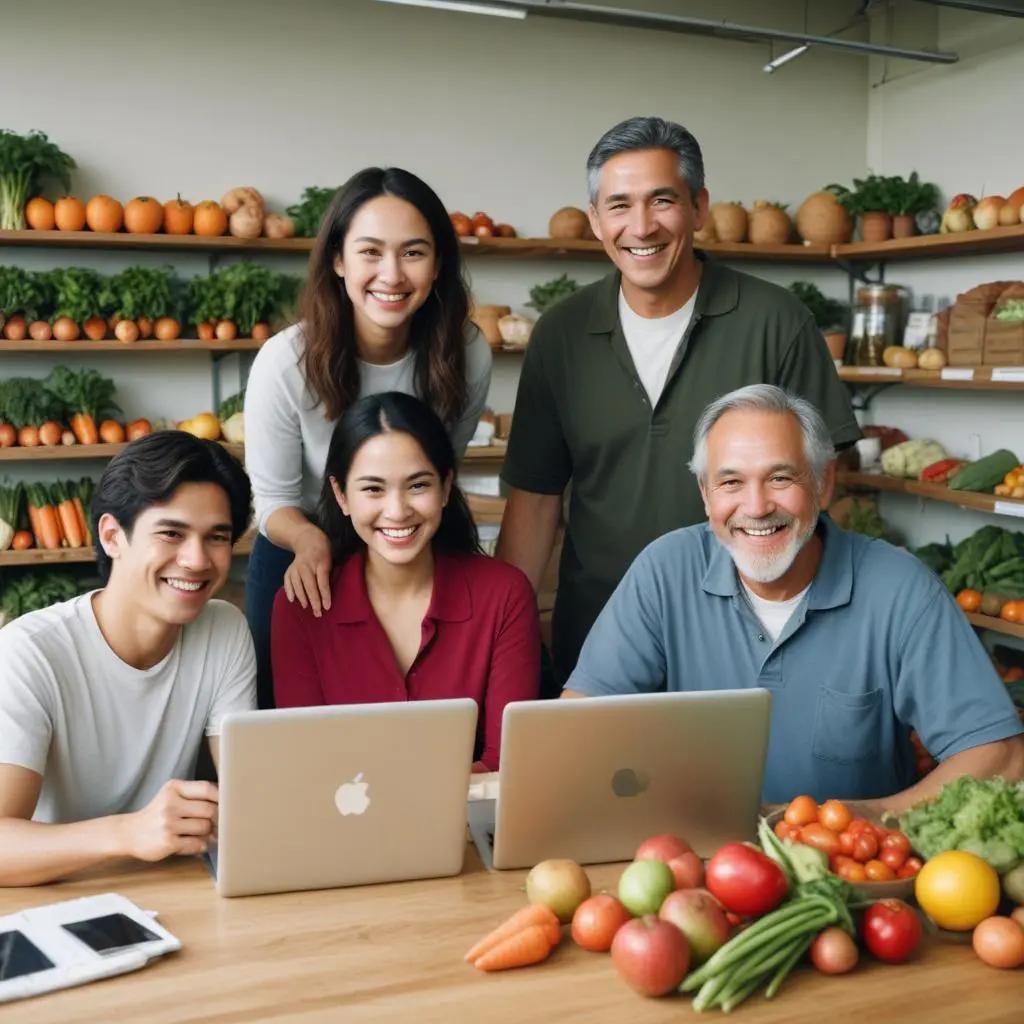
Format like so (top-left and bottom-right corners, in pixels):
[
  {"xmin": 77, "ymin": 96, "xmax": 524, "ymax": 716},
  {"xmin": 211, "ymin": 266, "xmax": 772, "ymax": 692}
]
[
  {"xmin": 218, "ymin": 389, "xmax": 246, "ymax": 421},
  {"xmin": 43, "ymin": 366, "xmax": 120, "ymax": 420},
  {"xmin": 0, "ymin": 377, "xmax": 66, "ymax": 427},
  {"xmin": 286, "ymin": 186, "xmax": 340, "ymax": 238},
  {"xmin": 0, "ymin": 129, "xmax": 76, "ymax": 230},
  {"xmin": 48, "ymin": 267, "xmax": 106, "ymax": 323},
  {"xmin": 189, "ymin": 263, "xmax": 299, "ymax": 333},
  {"xmin": 827, "ymin": 172, "xmax": 939, "ymax": 217},
  {"xmin": 0, "ymin": 266, "xmax": 53, "ymax": 319},
  {"xmin": 912, "ymin": 539, "xmax": 953, "ymax": 575},
  {"xmin": 788, "ymin": 281, "xmax": 848, "ymax": 331},
  {"xmin": 996, "ymin": 299, "xmax": 1024, "ymax": 323},
  {"xmin": 100, "ymin": 265, "xmax": 182, "ymax": 321},
  {"xmin": 937, "ymin": 525, "xmax": 1024, "ymax": 595},
  {"xmin": 896, "ymin": 776, "xmax": 1024, "ymax": 873},
  {"xmin": 0, "ymin": 570, "xmax": 80, "ymax": 620},
  {"xmin": 526, "ymin": 273, "xmax": 579, "ymax": 314}
]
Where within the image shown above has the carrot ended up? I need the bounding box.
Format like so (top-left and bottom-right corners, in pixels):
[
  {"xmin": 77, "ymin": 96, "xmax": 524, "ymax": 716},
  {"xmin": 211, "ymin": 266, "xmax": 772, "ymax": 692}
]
[
  {"xmin": 474, "ymin": 924, "xmax": 556, "ymax": 972},
  {"xmin": 52, "ymin": 482, "xmax": 84, "ymax": 548},
  {"xmin": 70, "ymin": 412, "xmax": 98, "ymax": 446},
  {"xmin": 465, "ymin": 904, "xmax": 560, "ymax": 963},
  {"xmin": 26, "ymin": 499, "xmax": 43, "ymax": 546},
  {"xmin": 28, "ymin": 485, "xmax": 62, "ymax": 550},
  {"xmin": 70, "ymin": 485, "xmax": 90, "ymax": 545}
]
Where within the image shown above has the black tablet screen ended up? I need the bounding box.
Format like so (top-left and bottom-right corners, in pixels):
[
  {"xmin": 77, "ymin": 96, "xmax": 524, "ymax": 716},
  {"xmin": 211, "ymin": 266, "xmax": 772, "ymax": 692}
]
[
  {"xmin": 62, "ymin": 913, "xmax": 159, "ymax": 954},
  {"xmin": 0, "ymin": 930, "xmax": 55, "ymax": 980}
]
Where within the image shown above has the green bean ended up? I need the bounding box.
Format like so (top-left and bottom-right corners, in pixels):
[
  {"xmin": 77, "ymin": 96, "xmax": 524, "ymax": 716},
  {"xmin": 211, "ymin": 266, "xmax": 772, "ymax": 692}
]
[
  {"xmin": 765, "ymin": 933, "xmax": 813, "ymax": 999},
  {"xmin": 703, "ymin": 905, "xmax": 830, "ymax": 974},
  {"xmin": 725, "ymin": 932, "xmax": 809, "ymax": 990},
  {"xmin": 692, "ymin": 969, "xmax": 734, "ymax": 1013},
  {"xmin": 722, "ymin": 973, "xmax": 767, "ymax": 1014}
]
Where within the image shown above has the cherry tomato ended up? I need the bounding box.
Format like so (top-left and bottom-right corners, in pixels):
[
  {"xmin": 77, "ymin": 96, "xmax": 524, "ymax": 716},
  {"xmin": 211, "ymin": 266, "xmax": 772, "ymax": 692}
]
[
  {"xmin": 571, "ymin": 893, "xmax": 632, "ymax": 952},
  {"xmin": 862, "ymin": 899, "xmax": 922, "ymax": 963},
  {"xmin": 847, "ymin": 818, "xmax": 873, "ymax": 836},
  {"xmin": 799, "ymin": 823, "xmax": 841, "ymax": 859},
  {"xmin": 852, "ymin": 832, "xmax": 879, "ymax": 863},
  {"xmin": 881, "ymin": 832, "xmax": 912, "ymax": 857},
  {"xmin": 809, "ymin": 927, "xmax": 859, "ymax": 975},
  {"xmin": 784, "ymin": 795, "xmax": 818, "ymax": 827},
  {"xmin": 817, "ymin": 800, "xmax": 852, "ymax": 833},
  {"xmin": 871, "ymin": 823, "xmax": 890, "ymax": 843},
  {"xmin": 774, "ymin": 820, "xmax": 798, "ymax": 841},
  {"xmin": 838, "ymin": 830, "xmax": 857, "ymax": 857},
  {"xmin": 879, "ymin": 845, "xmax": 908, "ymax": 872},
  {"xmin": 838, "ymin": 862, "xmax": 867, "ymax": 883},
  {"xmin": 864, "ymin": 859, "xmax": 897, "ymax": 882},
  {"xmin": 896, "ymin": 856, "xmax": 923, "ymax": 879}
]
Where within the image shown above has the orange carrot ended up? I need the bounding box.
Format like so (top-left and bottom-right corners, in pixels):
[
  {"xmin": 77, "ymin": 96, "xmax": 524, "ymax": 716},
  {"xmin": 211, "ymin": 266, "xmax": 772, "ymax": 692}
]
[
  {"xmin": 28, "ymin": 485, "xmax": 62, "ymax": 550},
  {"xmin": 52, "ymin": 483, "xmax": 84, "ymax": 548},
  {"xmin": 464, "ymin": 904, "xmax": 560, "ymax": 964},
  {"xmin": 70, "ymin": 412, "xmax": 98, "ymax": 446},
  {"xmin": 72, "ymin": 493, "xmax": 90, "ymax": 545},
  {"xmin": 26, "ymin": 500, "xmax": 43, "ymax": 546},
  {"xmin": 474, "ymin": 924, "xmax": 555, "ymax": 972}
]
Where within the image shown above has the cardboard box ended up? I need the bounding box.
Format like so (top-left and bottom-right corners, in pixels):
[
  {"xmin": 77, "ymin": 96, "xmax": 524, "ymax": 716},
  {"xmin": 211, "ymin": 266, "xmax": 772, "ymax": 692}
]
[
  {"xmin": 983, "ymin": 318, "xmax": 1024, "ymax": 366},
  {"xmin": 946, "ymin": 301, "xmax": 987, "ymax": 366}
]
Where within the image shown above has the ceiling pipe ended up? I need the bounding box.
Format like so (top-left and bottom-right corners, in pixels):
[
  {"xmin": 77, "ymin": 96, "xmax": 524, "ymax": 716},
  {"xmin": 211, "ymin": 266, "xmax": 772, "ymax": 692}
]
[
  {"xmin": 913, "ymin": 0, "xmax": 1024, "ymax": 16},
  {"xmin": 375, "ymin": 0, "xmax": 960, "ymax": 63}
]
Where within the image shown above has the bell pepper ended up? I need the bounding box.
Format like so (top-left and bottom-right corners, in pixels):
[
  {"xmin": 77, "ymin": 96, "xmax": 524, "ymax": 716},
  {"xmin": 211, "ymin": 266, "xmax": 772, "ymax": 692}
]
[{"xmin": 919, "ymin": 458, "xmax": 966, "ymax": 484}]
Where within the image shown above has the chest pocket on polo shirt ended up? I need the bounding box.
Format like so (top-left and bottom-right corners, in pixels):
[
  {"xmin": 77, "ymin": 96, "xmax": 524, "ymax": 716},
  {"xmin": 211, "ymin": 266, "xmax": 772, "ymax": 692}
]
[{"xmin": 812, "ymin": 686, "xmax": 883, "ymax": 765}]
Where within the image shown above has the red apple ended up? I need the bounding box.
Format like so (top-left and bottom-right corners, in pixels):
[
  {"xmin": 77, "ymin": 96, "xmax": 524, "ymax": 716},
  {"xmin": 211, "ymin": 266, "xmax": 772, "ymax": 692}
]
[
  {"xmin": 634, "ymin": 834, "xmax": 703, "ymax": 890},
  {"xmin": 611, "ymin": 915, "xmax": 690, "ymax": 997},
  {"xmin": 658, "ymin": 889, "xmax": 731, "ymax": 965}
]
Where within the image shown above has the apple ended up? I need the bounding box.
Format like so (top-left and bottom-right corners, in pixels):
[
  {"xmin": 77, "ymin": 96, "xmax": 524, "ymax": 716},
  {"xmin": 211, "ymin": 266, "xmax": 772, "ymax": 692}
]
[
  {"xmin": 526, "ymin": 859, "xmax": 591, "ymax": 923},
  {"xmin": 618, "ymin": 859, "xmax": 675, "ymax": 917},
  {"xmin": 658, "ymin": 889, "xmax": 731, "ymax": 965},
  {"xmin": 611, "ymin": 915, "xmax": 690, "ymax": 997},
  {"xmin": 634, "ymin": 833, "xmax": 704, "ymax": 890}
]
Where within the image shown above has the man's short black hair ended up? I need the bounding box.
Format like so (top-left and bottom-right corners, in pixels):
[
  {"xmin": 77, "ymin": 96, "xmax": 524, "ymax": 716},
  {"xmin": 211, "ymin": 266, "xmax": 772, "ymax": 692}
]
[{"xmin": 91, "ymin": 431, "xmax": 252, "ymax": 580}]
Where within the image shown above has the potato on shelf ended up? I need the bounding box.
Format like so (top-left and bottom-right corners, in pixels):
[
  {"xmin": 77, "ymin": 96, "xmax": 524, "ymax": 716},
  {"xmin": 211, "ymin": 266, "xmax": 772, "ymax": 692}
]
[{"xmin": 548, "ymin": 207, "xmax": 591, "ymax": 240}]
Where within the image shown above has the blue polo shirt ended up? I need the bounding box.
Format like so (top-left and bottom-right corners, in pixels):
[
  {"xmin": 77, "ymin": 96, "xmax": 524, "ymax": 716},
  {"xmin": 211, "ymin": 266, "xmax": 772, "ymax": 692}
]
[{"xmin": 567, "ymin": 515, "xmax": 1023, "ymax": 803}]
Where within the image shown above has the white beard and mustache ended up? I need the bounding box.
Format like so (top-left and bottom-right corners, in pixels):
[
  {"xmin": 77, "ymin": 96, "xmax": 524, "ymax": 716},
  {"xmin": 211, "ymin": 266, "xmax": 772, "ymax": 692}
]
[{"xmin": 720, "ymin": 508, "xmax": 818, "ymax": 584}]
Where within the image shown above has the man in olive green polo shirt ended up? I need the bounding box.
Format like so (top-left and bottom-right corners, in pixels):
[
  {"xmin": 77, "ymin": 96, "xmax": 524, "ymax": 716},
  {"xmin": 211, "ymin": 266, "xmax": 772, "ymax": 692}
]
[{"xmin": 497, "ymin": 116, "xmax": 860, "ymax": 686}]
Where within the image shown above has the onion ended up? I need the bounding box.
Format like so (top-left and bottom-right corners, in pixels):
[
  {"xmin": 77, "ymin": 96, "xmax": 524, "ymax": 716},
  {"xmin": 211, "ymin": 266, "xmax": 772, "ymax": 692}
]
[{"xmin": 810, "ymin": 927, "xmax": 859, "ymax": 975}]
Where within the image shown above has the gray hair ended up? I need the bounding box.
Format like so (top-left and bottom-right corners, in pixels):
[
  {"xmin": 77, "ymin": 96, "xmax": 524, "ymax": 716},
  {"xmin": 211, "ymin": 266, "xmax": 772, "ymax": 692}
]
[
  {"xmin": 688, "ymin": 385, "xmax": 836, "ymax": 486},
  {"xmin": 586, "ymin": 117, "xmax": 705, "ymax": 205}
]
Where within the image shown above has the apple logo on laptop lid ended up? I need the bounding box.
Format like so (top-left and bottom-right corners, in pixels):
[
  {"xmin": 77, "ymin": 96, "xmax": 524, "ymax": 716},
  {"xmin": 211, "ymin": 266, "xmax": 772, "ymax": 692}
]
[
  {"xmin": 334, "ymin": 773, "xmax": 371, "ymax": 816},
  {"xmin": 611, "ymin": 768, "xmax": 650, "ymax": 798}
]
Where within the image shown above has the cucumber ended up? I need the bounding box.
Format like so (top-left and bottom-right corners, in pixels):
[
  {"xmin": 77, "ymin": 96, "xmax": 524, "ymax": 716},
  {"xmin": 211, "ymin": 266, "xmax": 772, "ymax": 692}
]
[{"xmin": 948, "ymin": 449, "xmax": 1020, "ymax": 492}]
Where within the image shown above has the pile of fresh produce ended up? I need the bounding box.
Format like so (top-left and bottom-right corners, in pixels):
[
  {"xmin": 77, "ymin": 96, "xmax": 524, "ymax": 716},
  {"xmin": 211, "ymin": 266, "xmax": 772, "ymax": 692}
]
[
  {"xmin": 286, "ymin": 187, "xmax": 340, "ymax": 238},
  {"xmin": 188, "ymin": 262, "xmax": 299, "ymax": 341},
  {"xmin": 0, "ymin": 476, "xmax": 94, "ymax": 552},
  {"xmin": 0, "ymin": 570, "xmax": 80, "ymax": 624},
  {"xmin": 0, "ymin": 130, "xmax": 75, "ymax": 231},
  {"xmin": 449, "ymin": 210, "xmax": 516, "ymax": 239},
  {"xmin": 177, "ymin": 390, "xmax": 246, "ymax": 444},
  {"xmin": 940, "ymin": 187, "xmax": 1024, "ymax": 232},
  {"xmin": 773, "ymin": 796, "xmax": 922, "ymax": 884},
  {"xmin": 880, "ymin": 438, "xmax": 948, "ymax": 479}
]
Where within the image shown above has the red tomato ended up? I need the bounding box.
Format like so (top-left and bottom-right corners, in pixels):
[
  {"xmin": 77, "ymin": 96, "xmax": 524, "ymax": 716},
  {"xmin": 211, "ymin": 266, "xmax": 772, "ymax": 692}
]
[
  {"xmin": 706, "ymin": 843, "xmax": 788, "ymax": 918},
  {"xmin": 799, "ymin": 823, "xmax": 841, "ymax": 859},
  {"xmin": 852, "ymin": 832, "xmax": 879, "ymax": 863},
  {"xmin": 830, "ymin": 854, "xmax": 854, "ymax": 874},
  {"xmin": 881, "ymin": 832, "xmax": 911, "ymax": 856},
  {"xmin": 847, "ymin": 818, "xmax": 872, "ymax": 836},
  {"xmin": 817, "ymin": 800, "xmax": 852, "ymax": 833},
  {"xmin": 784, "ymin": 795, "xmax": 818, "ymax": 827},
  {"xmin": 837, "ymin": 830, "xmax": 857, "ymax": 857},
  {"xmin": 862, "ymin": 900, "xmax": 922, "ymax": 963},
  {"xmin": 879, "ymin": 845, "xmax": 908, "ymax": 872},
  {"xmin": 864, "ymin": 859, "xmax": 897, "ymax": 882},
  {"xmin": 897, "ymin": 857, "xmax": 923, "ymax": 879},
  {"xmin": 842, "ymin": 862, "xmax": 867, "ymax": 883},
  {"xmin": 773, "ymin": 820, "xmax": 798, "ymax": 841},
  {"xmin": 572, "ymin": 894, "xmax": 632, "ymax": 952}
]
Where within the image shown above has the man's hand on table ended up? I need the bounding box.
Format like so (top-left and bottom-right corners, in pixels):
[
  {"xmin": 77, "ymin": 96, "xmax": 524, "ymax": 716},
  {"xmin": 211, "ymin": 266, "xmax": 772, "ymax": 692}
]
[{"xmin": 119, "ymin": 780, "xmax": 219, "ymax": 862}]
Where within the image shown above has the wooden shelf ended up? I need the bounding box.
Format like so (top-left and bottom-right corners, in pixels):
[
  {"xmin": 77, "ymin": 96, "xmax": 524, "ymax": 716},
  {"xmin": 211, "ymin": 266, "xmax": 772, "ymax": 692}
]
[
  {"xmin": 461, "ymin": 443, "xmax": 507, "ymax": 463},
  {"xmin": 0, "ymin": 528, "xmax": 255, "ymax": 567},
  {"xmin": 0, "ymin": 229, "xmax": 313, "ymax": 255},
  {"xmin": 964, "ymin": 611, "xmax": 1024, "ymax": 640},
  {"xmin": 0, "ymin": 338, "xmax": 265, "ymax": 353},
  {"xmin": 834, "ymin": 223, "xmax": 1024, "ymax": 262},
  {"xmin": 838, "ymin": 366, "xmax": 1024, "ymax": 391},
  {"xmin": 838, "ymin": 470, "xmax": 1024, "ymax": 518},
  {"xmin": 0, "ymin": 441, "xmax": 244, "ymax": 462}
]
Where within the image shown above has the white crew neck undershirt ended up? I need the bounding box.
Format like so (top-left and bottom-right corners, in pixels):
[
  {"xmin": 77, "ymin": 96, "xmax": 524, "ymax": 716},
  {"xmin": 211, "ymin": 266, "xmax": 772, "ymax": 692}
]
[
  {"xmin": 740, "ymin": 580, "xmax": 812, "ymax": 643},
  {"xmin": 617, "ymin": 289, "xmax": 696, "ymax": 406}
]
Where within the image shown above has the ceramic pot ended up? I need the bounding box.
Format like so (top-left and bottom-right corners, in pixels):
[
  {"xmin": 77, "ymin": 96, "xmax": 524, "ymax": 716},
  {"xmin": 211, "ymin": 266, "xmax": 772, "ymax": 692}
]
[
  {"xmin": 892, "ymin": 214, "xmax": 916, "ymax": 239},
  {"xmin": 859, "ymin": 211, "xmax": 893, "ymax": 243}
]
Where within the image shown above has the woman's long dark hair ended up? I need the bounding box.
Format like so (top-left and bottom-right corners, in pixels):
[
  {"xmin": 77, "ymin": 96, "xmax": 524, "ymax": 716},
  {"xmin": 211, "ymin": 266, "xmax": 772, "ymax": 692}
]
[
  {"xmin": 317, "ymin": 392, "xmax": 481, "ymax": 564},
  {"xmin": 299, "ymin": 167, "xmax": 470, "ymax": 425}
]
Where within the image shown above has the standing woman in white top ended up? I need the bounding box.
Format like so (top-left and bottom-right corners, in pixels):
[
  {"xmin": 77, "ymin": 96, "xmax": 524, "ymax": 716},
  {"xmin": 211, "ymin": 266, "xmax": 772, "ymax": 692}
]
[{"xmin": 244, "ymin": 167, "xmax": 492, "ymax": 707}]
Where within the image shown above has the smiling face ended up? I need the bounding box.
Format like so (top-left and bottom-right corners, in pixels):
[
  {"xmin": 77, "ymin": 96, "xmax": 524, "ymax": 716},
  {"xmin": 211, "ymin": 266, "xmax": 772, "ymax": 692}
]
[
  {"xmin": 699, "ymin": 408, "xmax": 834, "ymax": 593},
  {"xmin": 99, "ymin": 481, "xmax": 234, "ymax": 626},
  {"xmin": 333, "ymin": 195, "xmax": 438, "ymax": 350},
  {"xmin": 333, "ymin": 430, "xmax": 451, "ymax": 571},
  {"xmin": 588, "ymin": 147, "xmax": 708, "ymax": 312}
]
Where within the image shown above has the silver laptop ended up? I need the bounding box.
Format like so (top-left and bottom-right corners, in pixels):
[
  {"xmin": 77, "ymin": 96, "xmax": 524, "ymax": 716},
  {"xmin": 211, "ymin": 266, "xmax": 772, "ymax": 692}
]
[
  {"xmin": 211, "ymin": 699, "xmax": 477, "ymax": 897},
  {"xmin": 476, "ymin": 690, "xmax": 770, "ymax": 870}
]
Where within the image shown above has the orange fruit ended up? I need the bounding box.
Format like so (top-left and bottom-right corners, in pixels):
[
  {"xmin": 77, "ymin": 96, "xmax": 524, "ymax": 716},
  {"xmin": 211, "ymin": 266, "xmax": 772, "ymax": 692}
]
[
  {"xmin": 124, "ymin": 196, "xmax": 163, "ymax": 234},
  {"xmin": 85, "ymin": 195, "xmax": 124, "ymax": 233},
  {"xmin": 956, "ymin": 588, "xmax": 982, "ymax": 613},
  {"xmin": 25, "ymin": 196, "xmax": 55, "ymax": 230},
  {"xmin": 53, "ymin": 196, "xmax": 86, "ymax": 231},
  {"xmin": 193, "ymin": 201, "xmax": 227, "ymax": 237}
]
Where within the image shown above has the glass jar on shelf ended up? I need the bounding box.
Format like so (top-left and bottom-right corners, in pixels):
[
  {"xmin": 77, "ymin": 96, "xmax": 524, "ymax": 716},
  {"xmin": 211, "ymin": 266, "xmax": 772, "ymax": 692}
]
[{"xmin": 853, "ymin": 284, "xmax": 909, "ymax": 366}]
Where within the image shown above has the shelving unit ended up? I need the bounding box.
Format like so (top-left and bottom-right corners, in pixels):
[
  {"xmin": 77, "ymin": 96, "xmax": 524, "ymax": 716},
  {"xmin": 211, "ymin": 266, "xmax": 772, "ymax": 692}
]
[
  {"xmin": 0, "ymin": 441, "xmax": 245, "ymax": 463},
  {"xmin": 838, "ymin": 366, "xmax": 1024, "ymax": 392},
  {"xmin": 0, "ymin": 338, "xmax": 265, "ymax": 354},
  {"xmin": 833, "ymin": 223, "xmax": 1024, "ymax": 263},
  {"xmin": 964, "ymin": 611, "xmax": 1024, "ymax": 641},
  {"xmin": 837, "ymin": 470, "xmax": 1024, "ymax": 520},
  {"xmin": 0, "ymin": 528, "xmax": 255, "ymax": 568}
]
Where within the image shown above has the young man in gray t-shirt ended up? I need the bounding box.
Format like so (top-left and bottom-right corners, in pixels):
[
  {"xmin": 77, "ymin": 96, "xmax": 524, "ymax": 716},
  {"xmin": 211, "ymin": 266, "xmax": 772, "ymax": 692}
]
[{"xmin": 0, "ymin": 432, "xmax": 256, "ymax": 885}]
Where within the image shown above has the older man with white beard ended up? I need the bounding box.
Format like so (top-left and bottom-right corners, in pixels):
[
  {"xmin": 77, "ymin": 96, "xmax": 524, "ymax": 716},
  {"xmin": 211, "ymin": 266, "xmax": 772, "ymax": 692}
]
[{"xmin": 562, "ymin": 385, "xmax": 1024, "ymax": 810}]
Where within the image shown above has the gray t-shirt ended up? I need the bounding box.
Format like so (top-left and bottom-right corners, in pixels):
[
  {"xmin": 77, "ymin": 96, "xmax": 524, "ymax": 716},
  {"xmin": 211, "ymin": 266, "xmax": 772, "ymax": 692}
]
[
  {"xmin": 0, "ymin": 594, "xmax": 256, "ymax": 824},
  {"xmin": 245, "ymin": 322, "xmax": 493, "ymax": 536}
]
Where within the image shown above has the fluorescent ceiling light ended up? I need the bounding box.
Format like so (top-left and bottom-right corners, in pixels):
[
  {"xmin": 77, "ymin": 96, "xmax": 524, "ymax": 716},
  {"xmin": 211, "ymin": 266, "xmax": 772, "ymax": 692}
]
[
  {"xmin": 374, "ymin": 0, "xmax": 527, "ymax": 19},
  {"xmin": 763, "ymin": 44, "xmax": 809, "ymax": 74}
]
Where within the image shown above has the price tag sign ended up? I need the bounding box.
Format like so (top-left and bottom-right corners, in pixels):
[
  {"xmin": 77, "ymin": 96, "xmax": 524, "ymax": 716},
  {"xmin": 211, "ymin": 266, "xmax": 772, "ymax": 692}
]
[
  {"xmin": 941, "ymin": 367, "xmax": 974, "ymax": 380},
  {"xmin": 994, "ymin": 501, "xmax": 1024, "ymax": 519},
  {"xmin": 991, "ymin": 367, "xmax": 1024, "ymax": 382}
]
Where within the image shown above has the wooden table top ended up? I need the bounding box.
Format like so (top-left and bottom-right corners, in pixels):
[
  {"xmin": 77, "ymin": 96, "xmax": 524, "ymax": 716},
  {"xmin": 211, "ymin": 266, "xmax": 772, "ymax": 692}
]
[{"xmin": 2, "ymin": 845, "xmax": 1020, "ymax": 1023}]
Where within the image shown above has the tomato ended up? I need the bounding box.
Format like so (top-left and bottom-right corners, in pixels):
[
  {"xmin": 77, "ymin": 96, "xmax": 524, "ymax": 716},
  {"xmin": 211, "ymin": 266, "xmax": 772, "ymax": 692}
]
[
  {"xmin": 847, "ymin": 818, "xmax": 873, "ymax": 836},
  {"xmin": 706, "ymin": 843, "xmax": 789, "ymax": 918},
  {"xmin": 862, "ymin": 900, "xmax": 923, "ymax": 963},
  {"xmin": 809, "ymin": 927, "xmax": 859, "ymax": 975},
  {"xmin": 897, "ymin": 857, "xmax": 923, "ymax": 880},
  {"xmin": 799, "ymin": 823, "xmax": 841, "ymax": 859},
  {"xmin": 881, "ymin": 832, "xmax": 911, "ymax": 857},
  {"xmin": 851, "ymin": 832, "xmax": 879, "ymax": 863},
  {"xmin": 572, "ymin": 894, "xmax": 632, "ymax": 952},
  {"xmin": 879, "ymin": 846, "xmax": 907, "ymax": 872},
  {"xmin": 864, "ymin": 859, "xmax": 897, "ymax": 882},
  {"xmin": 842, "ymin": 862, "xmax": 867, "ymax": 883},
  {"xmin": 837, "ymin": 830, "xmax": 857, "ymax": 857},
  {"xmin": 817, "ymin": 800, "xmax": 852, "ymax": 833},
  {"xmin": 1002, "ymin": 600, "xmax": 1024, "ymax": 623},
  {"xmin": 956, "ymin": 588, "xmax": 982, "ymax": 612},
  {"xmin": 774, "ymin": 820, "xmax": 798, "ymax": 841},
  {"xmin": 830, "ymin": 854, "xmax": 854, "ymax": 874},
  {"xmin": 784, "ymin": 795, "xmax": 818, "ymax": 827},
  {"xmin": 972, "ymin": 916, "xmax": 1024, "ymax": 970},
  {"xmin": 915, "ymin": 850, "xmax": 1000, "ymax": 931}
]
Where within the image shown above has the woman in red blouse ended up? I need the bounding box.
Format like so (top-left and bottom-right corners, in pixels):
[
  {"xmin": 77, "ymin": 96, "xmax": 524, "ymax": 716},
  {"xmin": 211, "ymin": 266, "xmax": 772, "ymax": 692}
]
[{"xmin": 271, "ymin": 392, "xmax": 540, "ymax": 770}]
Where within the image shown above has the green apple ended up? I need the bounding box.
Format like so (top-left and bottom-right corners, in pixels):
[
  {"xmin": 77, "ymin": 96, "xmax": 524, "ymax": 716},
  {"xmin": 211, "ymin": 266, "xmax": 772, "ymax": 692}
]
[{"xmin": 618, "ymin": 859, "xmax": 674, "ymax": 917}]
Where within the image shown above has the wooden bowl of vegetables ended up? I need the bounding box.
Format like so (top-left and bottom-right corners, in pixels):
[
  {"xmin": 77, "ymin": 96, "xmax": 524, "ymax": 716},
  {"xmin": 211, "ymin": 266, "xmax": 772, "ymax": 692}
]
[{"xmin": 766, "ymin": 797, "xmax": 921, "ymax": 902}]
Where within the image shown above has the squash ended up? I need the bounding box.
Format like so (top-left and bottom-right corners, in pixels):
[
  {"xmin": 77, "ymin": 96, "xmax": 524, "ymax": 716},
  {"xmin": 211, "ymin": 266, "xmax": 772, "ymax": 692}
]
[
  {"xmin": 748, "ymin": 201, "xmax": 792, "ymax": 245},
  {"xmin": 948, "ymin": 450, "xmax": 1020, "ymax": 493},
  {"xmin": 709, "ymin": 202, "xmax": 747, "ymax": 243},
  {"xmin": 181, "ymin": 412, "xmax": 221, "ymax": 441},
  {"xmin": 263, "ymin": 213, "xmax": 295, "ymax": 239},
  {"xmin": 917, "ymin": 347, "xmax": 947, "ymax": 370},
  {"xmin": 548, "ymin": 207, "xmax": 589, "ymax": 239},
  {"xmin": 796, "ymin": 191, "xmax": 853, "ymax": 245},
  {"xmin": 229, "ymin": 205, "xmax": 263, "ymax": 239},
  {"xmin": 882, "ymin": 346, "xmax": 917, "ymax": 369}
]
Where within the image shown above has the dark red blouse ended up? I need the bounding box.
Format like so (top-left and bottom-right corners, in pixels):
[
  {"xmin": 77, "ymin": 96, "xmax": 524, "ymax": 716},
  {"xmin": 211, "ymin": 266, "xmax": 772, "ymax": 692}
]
[{"xmin": 271, "ymin": 551, "xmax": 540, "ymax": 769}]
